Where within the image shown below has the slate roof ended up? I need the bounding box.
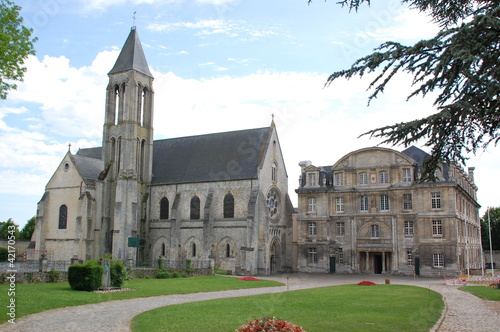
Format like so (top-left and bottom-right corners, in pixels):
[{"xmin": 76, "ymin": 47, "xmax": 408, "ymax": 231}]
[
  {"xmin": 151, "ymin": 127, "xmax": 271, "ymax": 185},
  {"xmin": 401, "ymin": 146, "xmax": 429, "ymax": 168},
  {"xmin": 108, "ymin": 27, "xmax": 153, "ymax": 78},
  {"xmin": 72, "ymin": 154, "xmax": 104, "ymax": 182},
  {"xmin": 74, "ymin": 127, "xmax": 272, "ymax": 185}
]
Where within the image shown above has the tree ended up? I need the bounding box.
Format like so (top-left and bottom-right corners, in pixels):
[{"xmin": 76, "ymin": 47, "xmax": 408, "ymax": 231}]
[
  {"xmin": 0, "ymin": 218, "xmax": 19, "ymax": 240},
  {"xmin": 0, "ymin": 0, "xmax": 37, "ymax": 99},
  {"xmin": 308, "ymin": 0, "xmax": 500, "ymax": 181},
  {"xmin": 481, "ymin": 207, "xmax": 500, "ymax": 251},
  {"xmin": 19, "ymin": 216, "xmax": 36, "ymax": 240}
]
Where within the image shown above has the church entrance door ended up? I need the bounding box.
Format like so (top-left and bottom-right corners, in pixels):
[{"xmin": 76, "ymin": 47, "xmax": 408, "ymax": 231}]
[
  {"xmin": 270, "ymin": 239, "xmax": 280, "ymax": 274},
  {"xmin": 374, "ymin": 254, "xmax": 383, "ymax": 274}
]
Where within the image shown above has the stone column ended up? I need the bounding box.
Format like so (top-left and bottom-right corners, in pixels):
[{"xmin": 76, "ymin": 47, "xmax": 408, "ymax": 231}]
[{"xmin": 382, "ymin": 251, "xmax": 386, "ymax": 274}]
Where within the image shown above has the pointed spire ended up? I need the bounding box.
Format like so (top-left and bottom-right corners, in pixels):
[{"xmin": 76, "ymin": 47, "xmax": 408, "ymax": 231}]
[{"xmin": 108, "ymin": 27, "xmax": 153, "ymax": 78}]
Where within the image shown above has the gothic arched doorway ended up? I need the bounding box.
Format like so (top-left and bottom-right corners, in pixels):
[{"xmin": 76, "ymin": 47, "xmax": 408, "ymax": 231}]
[{"xmin": 270, "ymin": 239, "xmax": 281, "ymax": 274}]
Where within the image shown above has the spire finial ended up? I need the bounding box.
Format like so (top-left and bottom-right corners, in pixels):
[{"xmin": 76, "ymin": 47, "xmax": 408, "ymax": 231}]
[
  {"xmin": 271, "ymin": 113, "xmax": 275, "ymax": 126},
  {"xmin": 68, "ymin": 143, "xmax": 72, "ymax": 152},
  {"xmin": 132, "ymin": 11, "xmax": 137, "ymax": 30}
]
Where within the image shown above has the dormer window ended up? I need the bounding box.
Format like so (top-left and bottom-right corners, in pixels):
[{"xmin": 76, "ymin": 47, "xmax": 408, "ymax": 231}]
[{"xmin": 307, "ymin": 172, "xmax": 317, "ymax": 187}]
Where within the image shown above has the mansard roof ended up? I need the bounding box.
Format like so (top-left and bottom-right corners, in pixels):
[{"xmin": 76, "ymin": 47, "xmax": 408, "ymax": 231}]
[
  {"xmin": 75, "ymin": 126, "xmax": 272, "ymax": 185},
  {"xmin": 108, "ymin": 27, "xmax": 153, "ymax": 78}
]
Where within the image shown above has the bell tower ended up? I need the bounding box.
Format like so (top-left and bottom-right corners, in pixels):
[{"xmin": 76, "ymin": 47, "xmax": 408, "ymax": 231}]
[{"xmin": 101, "ymin": 27, "xmax": 154, "ymax": 265}]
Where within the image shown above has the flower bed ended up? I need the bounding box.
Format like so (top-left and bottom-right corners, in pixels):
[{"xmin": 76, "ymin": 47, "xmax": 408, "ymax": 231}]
[
  {"xmin": 236, "ymin": 316, "xmax": 305, "ymax": 332},
  {"xmin": 238, "ymin": 276, "xmax": 260, "ymax": 281},
  {"xmin": 357, "ymin": 281, "xmax": 376, "ymax": 286}
]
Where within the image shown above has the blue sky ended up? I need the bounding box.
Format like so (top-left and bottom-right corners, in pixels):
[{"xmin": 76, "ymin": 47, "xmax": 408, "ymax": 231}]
[{"xmin": 2, "ymin": 0, "xmax": 498, "ymax": 228}]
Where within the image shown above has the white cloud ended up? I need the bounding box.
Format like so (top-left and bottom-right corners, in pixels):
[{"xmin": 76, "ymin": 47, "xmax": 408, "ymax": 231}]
[
  {"xmin": 147, "ymin": 18, "xmax": 277, "ymax": 40},
  {"xmin": 371, "ymin": 9, "xmax": 440, "ymax": 41},
  {"xmin": 196, "ymin": 0, "xmax": 237, "ymax": 5},
  {"xmin": 4, "ymin": 47, "xmax": 498, "ymax": 213}
]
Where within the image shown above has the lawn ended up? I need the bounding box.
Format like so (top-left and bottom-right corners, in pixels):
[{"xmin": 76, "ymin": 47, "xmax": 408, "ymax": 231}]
[
  {"xmin": 0, "ymin": 276, "xmax": 283, "ymax": 324},
  {"xmin": 460, "ymin": 285, "xmax": 500, "ymax": 301},
  {"xmin": 131, "ymin": 284, "xmax": 444, "ymax": 332}
]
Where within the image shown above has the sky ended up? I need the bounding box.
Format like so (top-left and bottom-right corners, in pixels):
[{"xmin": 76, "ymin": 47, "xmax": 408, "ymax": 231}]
[{"xmin": 2, "ymin": 0, "xmax": 499, "ymax": 229}]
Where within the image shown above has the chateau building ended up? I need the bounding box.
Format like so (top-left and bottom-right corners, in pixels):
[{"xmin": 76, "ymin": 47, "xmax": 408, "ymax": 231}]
[
  {"xmin": 31, "ymin": 28, "xmax": 293, "ymax": 275},
  {"xmin": 295, "ymin": 147, "xmax": 482, "ymax": 277}
]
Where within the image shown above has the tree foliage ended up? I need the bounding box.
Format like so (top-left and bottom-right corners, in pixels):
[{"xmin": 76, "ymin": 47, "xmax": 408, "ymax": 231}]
[
  {"xmin": 19, "ymin": 216, "xmax": 36, "ymax": 240},
  {"xmin": 0, "ymin": 0, "xmax": 37, "ymax": 99},
  {"xmin": 0, "ymin": 218, "xmax": 19, "ymax": 240},
  {"xmin": 308, "ymin": 0, "xmax": 500, "ymax": 181},
  {"xmin": 481, "ymin": 207, "xmax": 500, "ymax": 251}
]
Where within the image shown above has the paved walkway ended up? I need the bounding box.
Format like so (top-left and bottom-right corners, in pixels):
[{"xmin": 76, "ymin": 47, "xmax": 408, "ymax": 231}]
[{"xmin": 2, "ymin": 274, "xmax": 499, "ymax": 331}]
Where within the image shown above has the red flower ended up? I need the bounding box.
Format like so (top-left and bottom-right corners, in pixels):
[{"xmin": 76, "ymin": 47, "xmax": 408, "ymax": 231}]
[
  {"xmin": 238, "ymin": 276, "xmax": 261, "ymax": 281},
  {"xmin": 357, "ymin": 281, "xmax": 376, "ymax": 286},
  {"xmin": 236, "ymin": 316, "xmax": 306, "ymax": 332}
]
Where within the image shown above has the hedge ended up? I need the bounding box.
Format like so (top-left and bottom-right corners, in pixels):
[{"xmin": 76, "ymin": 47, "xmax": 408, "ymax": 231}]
[
  {"xmin": 68, "ymin": 260, "xmax": 103, "ymax": 291},
  {"xmin": 0, "ymin": 247, "xmax": 7, "ymax": 262}
]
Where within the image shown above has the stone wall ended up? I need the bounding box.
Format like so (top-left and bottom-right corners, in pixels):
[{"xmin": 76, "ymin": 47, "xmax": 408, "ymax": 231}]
[{"xmin": 0, "ymin": 271, "xmax": 68, "ymax": 284}]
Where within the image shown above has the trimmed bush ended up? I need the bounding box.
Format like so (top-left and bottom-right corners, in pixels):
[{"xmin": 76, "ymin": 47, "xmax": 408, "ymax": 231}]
[
  {"xmin": 68, "ymin": 260, "xmax": 103, "ymax": 291},
  {"xmin": 0, "ymin": 247, "xmax": 7, "ymax": 262},
  {"xmin": 110, "ymin": 257, "xmax": 126, "ymax": 287}
]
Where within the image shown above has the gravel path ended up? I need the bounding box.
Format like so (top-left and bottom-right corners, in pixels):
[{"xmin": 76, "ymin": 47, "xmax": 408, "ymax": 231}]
[{"xmin": 1, "ymin": 274, "xmax": 499, "ymax": 331}]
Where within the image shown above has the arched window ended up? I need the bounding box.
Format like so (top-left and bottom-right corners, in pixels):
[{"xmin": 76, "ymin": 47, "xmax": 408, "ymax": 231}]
[
  {"xmin": 226, "ymin": 243, "xmax": 231, "ymax": 258},
  {"xmin": 190, "ymin": 196, "xmax": 200, "ymax": 220},
  {"xmin": 58, "ymin": 205, "xmax": 68, "ymax": 229},
  {"xmin": 116, "ymin": 137, "xmax": 122, "ymax": 174},
  {"xmin": 223, "ymin": 193, "xmax": 234, "ymax": 218},
  {"xmin": 192, "ymin": 242, "xmax": 196, "ymax": 257},
  {"xmin": 272, "ymin": 162, "xmax": 277, "ymax": 182},
  {"xmin": 114, "ymin": 85, "xmax": 120, "ymax": 125},
  {"xmin": 161, "ymin": 243, "xmax": 166, "ymax": 256},
  {"xmin": 160, "ymin": 197, "xmax": 169, "ymax": 219}
]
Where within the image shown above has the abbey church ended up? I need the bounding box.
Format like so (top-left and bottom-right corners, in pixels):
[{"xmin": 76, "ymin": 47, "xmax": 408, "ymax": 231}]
[{"xmin": 31, "ymin": 28, "xmax": 294, "ymax": 275}]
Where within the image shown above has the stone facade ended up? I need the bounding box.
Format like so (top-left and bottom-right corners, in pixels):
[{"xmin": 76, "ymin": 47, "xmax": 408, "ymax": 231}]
[
  {"xmin": 31, "ymin": 28, "xmax": 293, "ymax": 276},
  {"xmin": 295, "ymin": 147, "xmax": 482, "ymax": 277}
]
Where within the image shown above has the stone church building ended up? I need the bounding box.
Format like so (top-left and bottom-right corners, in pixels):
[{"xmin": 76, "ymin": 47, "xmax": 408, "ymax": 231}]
[
  {"xmin": 31, "ymin": 28, "xmax": 294, "ymax": 275},
  {"xmin": 295, "ymin": 147, "xmax": 482, "ymax": 277}
]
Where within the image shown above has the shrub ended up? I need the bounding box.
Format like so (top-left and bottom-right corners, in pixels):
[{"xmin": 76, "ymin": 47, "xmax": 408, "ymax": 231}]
[
  {"xmin": 26, "ymin": 272, "xmax": 34, "ymax": 283},
  {"xmin": 68, "ymin": 260, "xmax": 103, "ymax": 291},
  {"xmin": 156, "ymin": 269, "xmax": 170, "ymax": 279},
  {"xmin": 357, "ymin": 281, "xmax": 376, "ymax": 286},
  {"xmin": 157, "ymin": 257, "xmax": 164, "ymax": 269},
  {"xmin": 236, "ymin": 316, "xmax": 306, "ymax": 332},
  {"xmin": 48, "ymin": 268, "xmax": 60, "ymax": 283},
  {"xmin": 172, "ymin": 271, "xmax": 180, "ymax": 278},
  {"xmin": 110, "ymin": 257, "xmax": 126, "ymax": 287},
  {"xmin": 0, "ymin": 247, "xmax": 8, "ymax": 261},
  {"xmin": 185, "ymin": 259, "xmax": 194, "ymax": 276}
]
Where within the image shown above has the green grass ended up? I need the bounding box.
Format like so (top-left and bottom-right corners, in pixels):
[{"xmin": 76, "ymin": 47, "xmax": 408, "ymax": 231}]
[
  {"xmin": 460, "ymin": 285, "xmax": 500, "ymax": 301},
  {"xmin": 0, "ymin": 276, "xmax": 282, "ymax": 324},
  {"xmin": 131, "ymin": 284, "xmax": 444, "ymax": 332}
]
